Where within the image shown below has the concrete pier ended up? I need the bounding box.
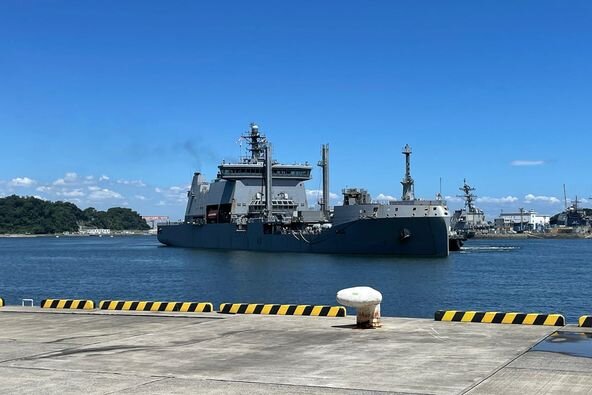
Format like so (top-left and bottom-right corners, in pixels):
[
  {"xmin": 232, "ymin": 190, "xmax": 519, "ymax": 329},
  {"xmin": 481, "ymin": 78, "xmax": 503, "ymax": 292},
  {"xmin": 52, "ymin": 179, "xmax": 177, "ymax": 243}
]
[{"xmin": 0, "ymin": 307, "xmax": 590, "ymax": 394}]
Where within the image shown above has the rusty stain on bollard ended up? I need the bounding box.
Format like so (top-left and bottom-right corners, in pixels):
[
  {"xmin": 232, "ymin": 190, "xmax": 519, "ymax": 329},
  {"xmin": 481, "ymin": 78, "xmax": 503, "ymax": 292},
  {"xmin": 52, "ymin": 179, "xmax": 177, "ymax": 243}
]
[{"xmin": 336, "ymin": 286, "xmax": 382, "ymax": 329}]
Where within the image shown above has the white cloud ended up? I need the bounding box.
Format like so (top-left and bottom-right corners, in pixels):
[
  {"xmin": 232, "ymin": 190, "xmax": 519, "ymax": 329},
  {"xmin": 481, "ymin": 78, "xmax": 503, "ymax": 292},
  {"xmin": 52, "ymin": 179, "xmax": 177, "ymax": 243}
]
[
  {"xmin": 56, "ymin": 188, "xmax": 85, "ymax": 197},
  {"xmin": 376, "ymin": 193, "xmax": 396, "ymax": 201},
  {"xmin": 524, "ymin": 194, "xmax": 561, "ymax": 204},
  {"xmin": 477, "ymin": 196, "xmax": 519, "ymax": 204},
  {"xmin": 135, "ymin": 195, "xmax": 147, "ymax": 200},
  {"xmin": 306, "ymin": 189, "xmax": 339, "ymax": 200},
  {"xmin": 53, "ymin": 172, "xmax": 78, "ymax": 185},
  {"xmin": 511, "ymin": 160, "xmax": 545, "ymax": 166},
  {"xmin": 85, "ymin": 175, "xmax": 94, "ymax": 180},
  {"xmin": 155, "ymin": 187, "xmax": 162, "ymax": 193},
  {"xmin": 9, "ymin": 177, "xmax": 36, "ymax": 187},
  {"xmin": 36, "ymin": 185, "xmax": 52, "ymax": 192},
  {"xmin": 33, "ymin": 195, "xmax": 47, "ymax": 201},
  {"xmin": 88, "ymin": 188, "xmax": 123, "ymax": 200},
  {"xmin": 444, "ymin": 195, "xmax": 463, "ymax": 203},
  {"xmin": 157, "ymin": 200, "xmax": 166, "ymax": 206},
  {"xmin": 117, "ymin": 179, "xmax": 146, "ymax": 187},
  {"xmin": 99, "ymin": 175, "xmax": 110, "ymax": 181},
  {"xmin": 88, "ymin": 186, "xmax": 101, "ymax": 191}
]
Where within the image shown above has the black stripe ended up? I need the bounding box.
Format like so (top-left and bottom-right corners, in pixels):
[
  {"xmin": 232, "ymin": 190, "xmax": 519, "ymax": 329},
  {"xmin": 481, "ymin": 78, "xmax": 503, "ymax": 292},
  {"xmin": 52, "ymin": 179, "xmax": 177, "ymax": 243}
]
[
  {"xmin": 188, "ymin": 302, "xmax": 198, "ymax": 312},
  {"xmin": 513, "ymin": 313, "xmax": 526, "ymax": 325},
  {"xmin": 492, "ymin": 313, "xmax": 505, "ymax": 324},
  {"xmin": 115, "ymin": 301, "xmax": 126, "ymax": 310},
  {"xmin": 286, "ymin": 305, "xmax": 297, "ymax": 315},
  {"xmin": 100, "ymin": 300, "xmax": 110, "ymax": 309},
  {"xmin": 302, "ymin": 305, "xmax": 313, "ymax": 316},
  {"xmin": 337, "ymin": 307, "xmax": 346, "ymax": 317},
  {"xmin": 50, "ymin": 300, "xmax": 60, "ymax": 309},
  {"xmin": 158, "ymin": 302, "xmax": 168, "ymax": 312},
  {"xmin": 130, "ymin": 301, "xmax": 140, "ymax": 311},
  {"xmin": 555, "ymin": 315, "xmax": 565, "ymax": 326},
  {"xmin": 434, "ymin": 310, "xmax": 445, "ymax": 321},
  {"xmin": 202, "ymin": 303, "xmax": 212, "ymax": 312},
  {"xmin": 584, "ymin": 317, "xmax": 592, "ymax": 327},
  {"xmin": 40, "ymin": 299, "xmax": 48, "ymax": 308},
  {"xmin": 237, "ymin": 304, "xmax": 248, "ymax": 314},
  {"xmin": 533, "ymin": 315, "xmax": 547, "ymax": 325},
  {"xmin": 472, "ymin": 312, "xmax": 486, "ymax": 322},
  {"xmin": 220, "ymin": 304, "xmax": 232, "ymax": 314},
  {"xmin": 172, "ymin": 302, "xmax": 182, "ymax": 312},
  {"xmin": 269, "ymin": 305, "xmax": 281, "ymax": 314},
  {"xmin": 319, "ymin": 306, "xmax": 331, "ymax": 316},
  {"xmin": 144, "ymin": 302, "xmax": 154, "ymax": 311},
  {"xmin": 253, "ymin": 304, "xmax": 264, "ymax": 314},
  {"xmin": 64, "ymin": 300, "xmax": 74, "ymax": 309},
  {"xmin": 452, "ymin": 312, "xmax": 465, "ymax": 322}
]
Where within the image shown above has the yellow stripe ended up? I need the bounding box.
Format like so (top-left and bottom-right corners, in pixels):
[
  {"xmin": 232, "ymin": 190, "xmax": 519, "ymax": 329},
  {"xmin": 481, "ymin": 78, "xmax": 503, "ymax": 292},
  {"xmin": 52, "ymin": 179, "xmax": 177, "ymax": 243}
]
[
  {"xmin": 328, "ymin": 307, "xmax": 343, "ymax": 317},
  {"xmin": 461, "ymin": 311, "xmax": 476, "ymax": 322},
  {"xmin": 277, "ymin": 305, "xmax": 289, "ymax": 315},
  {"xmin": 165, "ymin": 303, "xmax": 175, "ymax": 312},
  {"xmin": 523, "ymin": 314, "xmax": 538, "ymax": 325},
  {"xmin": 245, "ymin": 304, "xmax": 257, "ymax": 314},
  {"xmin": 230, "ymin": 304, "xmax": 241, "ymax": 314},
  {"xmin": 57, "ymin": 300, "xmax": 67, "ymax": 309},
  {"xmin": 122, "ymin": 301, "xmax": 133, "ymax": 310},
  {"xmin": 311, "ymin": 306, "xmax": 323, "ymax": 316},
  {"xmin": 179, "ymin": 302, "xmax": 190, "ymax": 312},
  {"xmin": 84, "ymin": 300, "xmax": 93, "ymax": 309},
  {"xmin": 502, "ymin": 312, "xmax": 519, "ymax": 324},
  {"xmin": 261, "ymin": 304, "xmax": 273, "ymax": 314},
  {"xmin": 150, "ymin": 302, "xmax": 161, "ymax": 311},
  {"xmin": 294, "ymin": 305, "xmax": 306, "ymax": 315},
  {"xmin": 579, "ymin": 316, "xmax": 588, "ymax": 327},
  {"xmin": 544, "ymin": 314, "xmax": 561, "ymax": 326},
  {"xmin": 482, "ymin": 312, "xmax": 497, "ymax": 323},
  {"xmin": 442, "ymin": 311, "xmax": 457, "ymax": 321}
]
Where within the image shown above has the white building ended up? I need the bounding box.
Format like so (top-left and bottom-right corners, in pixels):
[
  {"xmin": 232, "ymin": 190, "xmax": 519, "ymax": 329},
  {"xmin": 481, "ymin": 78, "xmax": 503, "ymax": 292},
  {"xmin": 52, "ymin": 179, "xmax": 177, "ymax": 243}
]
[{"xmin": 495, "ymin": 210, "xmax": 550, "ymax": 231}]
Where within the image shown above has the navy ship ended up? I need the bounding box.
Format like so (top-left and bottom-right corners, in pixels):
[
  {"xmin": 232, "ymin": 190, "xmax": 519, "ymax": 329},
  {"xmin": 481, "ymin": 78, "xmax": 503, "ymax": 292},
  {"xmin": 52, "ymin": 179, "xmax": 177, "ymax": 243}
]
[{"xmin": 157, "ymin": 124, "xmax": 450, "ymax": 256}]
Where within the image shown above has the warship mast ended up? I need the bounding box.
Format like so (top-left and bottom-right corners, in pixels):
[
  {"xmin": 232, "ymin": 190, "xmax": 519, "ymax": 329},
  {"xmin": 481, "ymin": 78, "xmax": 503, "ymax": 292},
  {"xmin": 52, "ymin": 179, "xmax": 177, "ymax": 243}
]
[
  {"xmin": 318, "ymin": 144, "xmax": 330, "ymax": 221},
  {"xmin": 401, "ymin": 144, "xmax": 414, "ymax": 200}
]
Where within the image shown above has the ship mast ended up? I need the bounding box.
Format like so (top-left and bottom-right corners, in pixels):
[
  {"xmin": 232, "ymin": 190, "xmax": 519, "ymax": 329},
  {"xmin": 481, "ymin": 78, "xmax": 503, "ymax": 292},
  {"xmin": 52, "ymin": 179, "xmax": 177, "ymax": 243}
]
[
  {"xmin": 400, "ymin": 144, "xmax": 414, "ymax": 200},
  {"xmin": 318, "ymin": 144, "xmax": 330, "ymax": 221},
  {"xmin": 242, "ymin": 123, "xmax": 267, "ymax": 163},
  {"xmin": 458, "ymin": 179, "xmax": 477, "ymax": 212},
  {"xmin": 264, "ymin": 143, "xmax": 273, "ymax": 222}
]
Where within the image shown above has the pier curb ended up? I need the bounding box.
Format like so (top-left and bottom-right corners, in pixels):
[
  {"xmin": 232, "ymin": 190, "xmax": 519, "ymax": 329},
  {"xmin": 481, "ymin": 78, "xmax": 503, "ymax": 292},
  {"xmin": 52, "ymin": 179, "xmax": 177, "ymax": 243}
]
[
  {"xmin": 99, "ymin": 300, "xmax": 214, "ymax": 313},
  {"xmin": 435, "ymin": 310, "xmax": 565, "ymax": 326},
  {"xmin": 578, "ymin": 316, "xmax": 592, "ymax": 327},
  {"xmin": 40, "ymin": 299, "xmax": 95, "ymax": 310},
  {"xmin": 219, "ymin": 303, "xmax": 346, "ymax": 317}
]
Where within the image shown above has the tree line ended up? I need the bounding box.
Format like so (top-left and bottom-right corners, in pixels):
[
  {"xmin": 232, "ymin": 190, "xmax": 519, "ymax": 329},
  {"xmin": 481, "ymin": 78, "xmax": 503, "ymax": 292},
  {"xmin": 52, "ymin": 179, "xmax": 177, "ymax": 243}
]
[{"xmin": 0, "ymin": 195, "xmax": 150, "ymax": 234}]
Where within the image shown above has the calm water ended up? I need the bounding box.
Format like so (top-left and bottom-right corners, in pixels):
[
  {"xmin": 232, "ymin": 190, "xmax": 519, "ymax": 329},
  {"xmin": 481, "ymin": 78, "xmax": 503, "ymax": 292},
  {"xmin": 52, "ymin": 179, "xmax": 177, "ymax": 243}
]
[{"xmin": 0, "ymin": 236, "xmax": 591, "ymax": 322}]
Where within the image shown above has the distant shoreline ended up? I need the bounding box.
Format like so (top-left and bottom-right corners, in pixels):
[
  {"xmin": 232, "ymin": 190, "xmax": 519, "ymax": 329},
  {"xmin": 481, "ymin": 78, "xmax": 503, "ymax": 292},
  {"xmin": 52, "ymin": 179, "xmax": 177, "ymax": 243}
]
[
  {"xmin": 0, "ymin": 232, "xmax": 155, "ymax": 238},
  {"xmin": 475, "ymin": 233, "xmax": 592, "ymax": 240}
]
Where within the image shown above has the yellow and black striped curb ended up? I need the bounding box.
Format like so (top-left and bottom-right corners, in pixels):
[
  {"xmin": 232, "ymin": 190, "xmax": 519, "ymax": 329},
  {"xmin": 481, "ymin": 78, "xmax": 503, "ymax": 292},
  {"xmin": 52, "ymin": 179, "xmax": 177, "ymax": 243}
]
[
  {"xmin": 578, "ymin": 316, "xmax": 592, "ymax": 327},
  {"xmin": 99, "ymin": 300, "xmax": 213, "ymax": 312},
  {"xmin": 41, "ymin": 299, "xmax": 95, "ymax": 310},
  {"xmin": 218, "ymin": 303, "xmax": 346, "ymax": 317},
  {"xmin": 0, "ymin": 297, "xmax": 4, "ymax": 307},
  {"xmin": 435, "ymin": 310, "xmax": 565, "ymax": 326}
]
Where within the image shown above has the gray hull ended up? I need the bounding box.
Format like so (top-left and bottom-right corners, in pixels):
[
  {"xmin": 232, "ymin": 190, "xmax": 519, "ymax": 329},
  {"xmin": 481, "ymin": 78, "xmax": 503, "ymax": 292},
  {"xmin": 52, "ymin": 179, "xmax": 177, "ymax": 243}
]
[{"xmin": 158, "ymin": 217, "xmax": 449, "ymax": 257}]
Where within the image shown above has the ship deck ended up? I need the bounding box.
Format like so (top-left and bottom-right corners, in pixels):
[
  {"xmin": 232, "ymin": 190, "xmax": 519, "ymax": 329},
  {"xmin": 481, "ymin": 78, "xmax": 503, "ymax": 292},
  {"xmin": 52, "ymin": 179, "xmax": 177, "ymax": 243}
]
[{"xmin": 1, "ymin": 307, "xmax": 589, "ymax": 394}]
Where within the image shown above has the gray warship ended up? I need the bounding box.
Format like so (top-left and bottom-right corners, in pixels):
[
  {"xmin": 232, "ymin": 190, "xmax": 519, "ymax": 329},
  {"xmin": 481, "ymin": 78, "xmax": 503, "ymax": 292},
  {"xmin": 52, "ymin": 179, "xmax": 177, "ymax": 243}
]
[{"xmin": 157, "ymin": 123, "xmax": 450, "ymax": 256}]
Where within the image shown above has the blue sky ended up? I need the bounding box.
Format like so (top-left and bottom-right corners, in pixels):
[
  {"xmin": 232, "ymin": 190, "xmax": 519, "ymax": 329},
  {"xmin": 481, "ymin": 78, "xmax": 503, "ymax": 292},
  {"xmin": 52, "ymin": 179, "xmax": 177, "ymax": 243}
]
[{"xmin": 1, "ymin": 1, "xmax": 591, "ymax": 219}]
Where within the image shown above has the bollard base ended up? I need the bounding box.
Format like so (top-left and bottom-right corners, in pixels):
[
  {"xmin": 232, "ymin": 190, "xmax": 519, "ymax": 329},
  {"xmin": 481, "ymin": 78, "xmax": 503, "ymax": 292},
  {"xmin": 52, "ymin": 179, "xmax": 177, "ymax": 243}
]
[{"xmin": 356, "ymin": 304, "xmax": 381, "ymax": 329}]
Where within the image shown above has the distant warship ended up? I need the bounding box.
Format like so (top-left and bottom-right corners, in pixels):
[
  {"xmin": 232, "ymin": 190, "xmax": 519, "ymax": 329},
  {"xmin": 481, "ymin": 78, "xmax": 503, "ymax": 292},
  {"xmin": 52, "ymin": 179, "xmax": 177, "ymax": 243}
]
[
  {"xmin": 450, "ymin": 179, "xmax": 488, "ymax": 238},
  {"xmin": 157, "ymin": 123, "xmax": 450, "ymax": 256}
]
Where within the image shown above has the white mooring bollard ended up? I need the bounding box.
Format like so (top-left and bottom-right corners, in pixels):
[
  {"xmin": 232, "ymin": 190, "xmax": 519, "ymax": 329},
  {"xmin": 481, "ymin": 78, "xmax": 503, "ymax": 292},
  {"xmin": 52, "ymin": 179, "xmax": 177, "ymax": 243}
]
[{"xmin": 336, "ymin": 286, "xmax": 382, "ymax": 329}]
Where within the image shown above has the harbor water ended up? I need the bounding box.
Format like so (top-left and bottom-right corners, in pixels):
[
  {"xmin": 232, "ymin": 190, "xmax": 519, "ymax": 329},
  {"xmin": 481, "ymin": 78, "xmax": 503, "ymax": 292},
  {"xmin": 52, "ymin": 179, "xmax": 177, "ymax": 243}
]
[{"xmin": 0, "ymin": 236, "xmax": 590, "ymax": 322}]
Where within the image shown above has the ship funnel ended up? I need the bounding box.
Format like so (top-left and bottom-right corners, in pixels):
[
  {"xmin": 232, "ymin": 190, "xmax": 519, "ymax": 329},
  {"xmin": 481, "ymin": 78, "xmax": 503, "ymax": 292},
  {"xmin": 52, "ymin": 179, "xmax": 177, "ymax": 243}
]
[
  {"xmin": 318, "ymin": 144, "xmax": 330, "ymax": 221},
  {"xmin": 264, "ymin": 144, "xmax": 273, "ymax": 222},
  {"xmin": 190, "ymin": 172, "xmax": 203, "ymax": 194}
]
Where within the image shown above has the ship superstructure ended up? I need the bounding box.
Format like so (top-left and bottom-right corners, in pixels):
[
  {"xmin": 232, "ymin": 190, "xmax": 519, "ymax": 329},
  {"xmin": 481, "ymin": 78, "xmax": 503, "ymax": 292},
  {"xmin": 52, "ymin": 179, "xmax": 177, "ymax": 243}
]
[
  {"xmin": 450, "ymin": 179, "xmax": 488, "ymax": 237},
  {"xmin": 158, "ymin": 123, "xmax": 450, "ymax": 256}
]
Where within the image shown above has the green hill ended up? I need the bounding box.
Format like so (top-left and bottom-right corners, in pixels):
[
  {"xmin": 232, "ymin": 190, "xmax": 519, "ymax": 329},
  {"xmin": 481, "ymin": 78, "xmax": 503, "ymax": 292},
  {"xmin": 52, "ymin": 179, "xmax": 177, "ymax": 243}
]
[{"xmin": 0, "ymin": 195, "xmax": 150, "ymax": 234}]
